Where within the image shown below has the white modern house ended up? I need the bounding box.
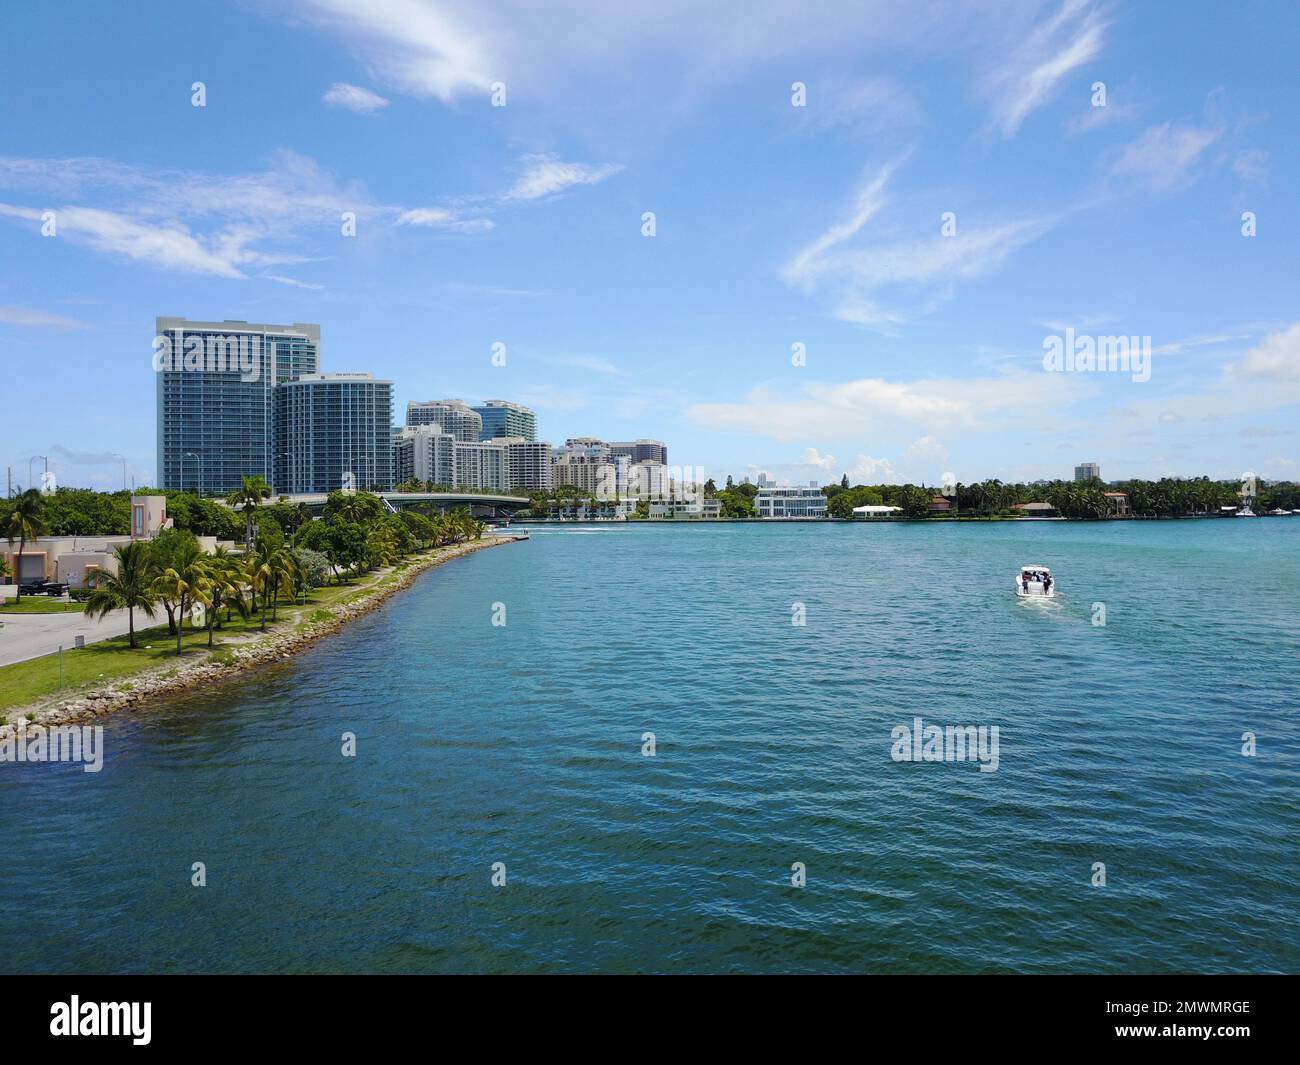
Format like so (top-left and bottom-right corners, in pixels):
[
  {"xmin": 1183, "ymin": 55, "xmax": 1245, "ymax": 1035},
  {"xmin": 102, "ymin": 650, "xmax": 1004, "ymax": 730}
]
[
  {"xmin": 754, "ymin": 484, "xmax": 827, "ymax": 518},
  {"xmin": 647, "ymin": 499, "xmax": 722, "ymax": 519}
]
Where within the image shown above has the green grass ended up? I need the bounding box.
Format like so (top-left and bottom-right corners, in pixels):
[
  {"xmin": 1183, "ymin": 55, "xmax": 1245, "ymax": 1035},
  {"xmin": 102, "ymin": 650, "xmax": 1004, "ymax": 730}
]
[
  {"xmin": 0, "ymin": 598, "xmax": 82, "ymax": 614},
  {"xmin": 0, "ymin": 607, "xmax": 298, "ymax": 714}
]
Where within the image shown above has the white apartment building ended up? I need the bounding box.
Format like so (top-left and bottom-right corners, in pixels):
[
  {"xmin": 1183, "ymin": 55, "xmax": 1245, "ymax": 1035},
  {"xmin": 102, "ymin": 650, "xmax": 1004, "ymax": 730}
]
[
  {"xmin": 755, "ymin": 484, "xmax": 827, "ymax": 518},
  {"xmin": 453, "ymin": 439, "xmax": 510, "ymax": 491},
  {"xmin": 552, "ymin": 437, "xmax": 630, "ymax": 498},
  {"xmin": 394, "ymin": 424, "xmax": 456, "ymax": 487},
  {"xmin": 491, "ymin": 436, "xmax": 553, "ymax": 492},
  {"xmin": 394, "ymin": 425, "xmax": 509, "ymax": 490},
  {"xmin": 406, "ymin": 399, "xmax": 483, "ymax": 442}
]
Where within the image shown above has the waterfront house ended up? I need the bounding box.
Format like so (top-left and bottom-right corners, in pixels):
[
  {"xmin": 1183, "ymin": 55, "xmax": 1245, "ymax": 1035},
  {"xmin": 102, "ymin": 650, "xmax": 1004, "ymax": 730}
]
[
  {"xmin": 1103, "ymin": 491, "xmax": 1131, "ymax": 517},
  {"xmin": 754, "ymin": 484, "xmax": 827, "ymax": 518},
  {"xmin": 647, "ymin": 499, "xmax": 722, "ymax": 519}
]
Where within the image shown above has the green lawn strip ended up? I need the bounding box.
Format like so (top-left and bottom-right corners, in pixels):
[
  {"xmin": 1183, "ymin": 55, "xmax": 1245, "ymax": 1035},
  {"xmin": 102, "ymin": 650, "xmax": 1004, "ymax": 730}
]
[
  {"xmin": 0, "ymin": 608, "xmax": 298, "ymax": 715},
  {"xmin": 0, "ymin": 598, "xmax": 83, "ymax": 614}
]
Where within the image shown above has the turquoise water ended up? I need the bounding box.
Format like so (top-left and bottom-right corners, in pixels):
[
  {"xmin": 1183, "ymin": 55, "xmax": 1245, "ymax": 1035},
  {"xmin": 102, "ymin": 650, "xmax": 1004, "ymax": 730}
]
[{"xmin": 2, "ymin": 521, "xmax": 1297, "ymax": 974}]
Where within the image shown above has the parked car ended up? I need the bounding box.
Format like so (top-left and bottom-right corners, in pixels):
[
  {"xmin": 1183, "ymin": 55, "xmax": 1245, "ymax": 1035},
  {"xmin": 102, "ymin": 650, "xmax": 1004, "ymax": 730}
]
[{"xmin": 19, "ymin": 580, "xmax": 68, "ymax": 597}]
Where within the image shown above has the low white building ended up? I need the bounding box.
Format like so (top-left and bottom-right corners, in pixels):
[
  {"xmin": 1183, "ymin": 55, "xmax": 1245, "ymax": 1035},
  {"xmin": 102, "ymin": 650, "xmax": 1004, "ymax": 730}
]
[
  {"xmin": 647, "ymin": 499, "xmax": 722, "ymax": 519},
  {"xmin": 755, "ymin": 484, "xmax": 827, "ymax": 518}
]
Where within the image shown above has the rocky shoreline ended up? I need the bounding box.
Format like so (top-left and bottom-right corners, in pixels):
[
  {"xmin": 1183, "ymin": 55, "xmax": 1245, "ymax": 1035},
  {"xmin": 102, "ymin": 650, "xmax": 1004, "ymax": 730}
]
[{"xmin": 0, "ymin": 536, "xmax": 521, "ymax": 738}]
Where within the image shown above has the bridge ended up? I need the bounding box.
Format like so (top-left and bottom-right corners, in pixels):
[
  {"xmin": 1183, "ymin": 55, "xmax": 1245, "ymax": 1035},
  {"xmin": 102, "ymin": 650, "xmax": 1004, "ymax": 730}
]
[{"xmin": 271, "ymin": 491, "xmax": 532, "ymax": 520}]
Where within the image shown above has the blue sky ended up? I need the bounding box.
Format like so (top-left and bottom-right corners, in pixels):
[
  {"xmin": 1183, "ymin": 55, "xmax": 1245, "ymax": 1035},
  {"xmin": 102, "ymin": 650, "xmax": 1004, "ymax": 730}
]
[{"xmin": 1, "ymin": 0, "xmax": 1297, "ymax": 491}]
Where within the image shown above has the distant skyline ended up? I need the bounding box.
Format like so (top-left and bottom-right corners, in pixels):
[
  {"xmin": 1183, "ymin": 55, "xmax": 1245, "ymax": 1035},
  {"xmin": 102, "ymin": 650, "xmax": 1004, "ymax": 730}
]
[{"xmin": 1, "ymin": 0, "xmax": 1298, "ymax": 492}]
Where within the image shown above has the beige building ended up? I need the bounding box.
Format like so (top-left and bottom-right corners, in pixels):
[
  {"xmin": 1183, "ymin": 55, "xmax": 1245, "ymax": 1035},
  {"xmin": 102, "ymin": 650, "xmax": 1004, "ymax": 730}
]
[{"xmin": 0, "ymin": 495, "xmax": 221, "ymax": 591}]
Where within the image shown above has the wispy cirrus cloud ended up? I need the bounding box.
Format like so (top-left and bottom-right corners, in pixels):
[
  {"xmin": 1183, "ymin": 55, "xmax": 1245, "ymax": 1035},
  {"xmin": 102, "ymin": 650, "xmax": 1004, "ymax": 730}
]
[
  {"xmin": 397, "ymin": 207, "xmax": 494, "ymax": 232},
  {"xmin": 0, "ymin": 150, "xmax": 506, "ymax": 282},
  {"xmin": 504, "ymin": 155, "xmax": 622, "ymax": 202},
  {"xmin": 322, "ymin": 81, "xmax": 391, "ymax": 112},
  {"xmin": 784, "ymin": 158, "xmax": 1052, "ymax": 327},
  {"xmin": 294, "ymin": 0, "xmax": 494, "ymax": 101},
  {"xmin": 1110, "ymin": 119, "xmax": 1223, "ymax": 190},
  {"xmin": 0, "ymin": 305, "xmax": 90, "ymax": 330},
  {"xmin": 981, "ymin": 0, "xmax": 1107, "ymax": 139}
]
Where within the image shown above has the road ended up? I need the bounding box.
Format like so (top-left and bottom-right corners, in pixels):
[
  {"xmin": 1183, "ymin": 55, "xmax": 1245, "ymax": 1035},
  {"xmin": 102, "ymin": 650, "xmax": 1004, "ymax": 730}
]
[{"xmin": 0, "ymin": 605, "xmax": 138, "ymax": 667}]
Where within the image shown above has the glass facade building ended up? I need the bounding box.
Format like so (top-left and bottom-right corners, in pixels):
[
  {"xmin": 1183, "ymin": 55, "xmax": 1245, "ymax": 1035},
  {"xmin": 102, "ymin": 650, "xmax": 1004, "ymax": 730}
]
[
  {"xmin": 609, "ymin": 439, "xmax": 668, "ymax": 466},
  {"xmin": 275, "ymin": 374, "xmax": 394, "ymax": 493},
  {"xmin": 155, "ymin": 318, "xmax": 320, "ymax": 494},
  {"xmin": 472, "ymin": 400, "xmax": 536, "ymax": 442}
]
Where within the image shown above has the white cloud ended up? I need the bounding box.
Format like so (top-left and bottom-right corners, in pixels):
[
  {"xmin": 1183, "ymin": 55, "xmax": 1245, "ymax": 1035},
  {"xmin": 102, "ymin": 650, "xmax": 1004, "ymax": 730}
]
[
  {"xmin": 397, "ymin": 207, "xmax": 495, "ymax": 232},
  {"xmin": 0, "ymin": 150, "xmax": 502, "ymax": 280},
  {"xmin": 0, "ymin": 305, "xmax": 89, "ymax": 330},
  {"xmin": 846, "ymin": 455, "xmax": 902, "ymax": 484},
  {"xmin": 688, "ymin": 371, "xmax": 1077, "ymax": 443},
  {"xmin": 264, "ymin": 275, "xmax": 326, "ymax": 290},
  {"xmin": 1234, "ymin": 323, "xmax": 1300, "ymax": 382},
  {"xmin": 983, "ymin": 0, "xmax": 1107, "ymax": 138},
  {"xmin": 904, "ymin": 434, "xmax": 946, "ymax": 461},
  {"xmin": 504, "ymin": 156, "xmax": 621, "ymax": 202},
  {"xmin": 1232, "ymin": 149, "xmax": 1269, "ymax": 183},
  {"xmin": 323, "ymin": 82, "xmax": 391, "ymax": 112},
  {"xmin": 295, "ymin": 0, "xmax": 494, "ymax": 101},
  {"xmin": 797, "ymin": 447, "xmax": 838, "ymax": 470},
  {"xmin": 1112, "ymin": 121, "xmax": 1222, "ymax": 190},
  {"xmin": 785, "ymin": 160, "xmax": 1051, "ymax": 325},
  {"xmin": 0, "ymin": 202, "xmax": 253, "ymax": 278},
  {"xmin": 784, "ymin": 160, "xmax": 897, "ymax": 285}
]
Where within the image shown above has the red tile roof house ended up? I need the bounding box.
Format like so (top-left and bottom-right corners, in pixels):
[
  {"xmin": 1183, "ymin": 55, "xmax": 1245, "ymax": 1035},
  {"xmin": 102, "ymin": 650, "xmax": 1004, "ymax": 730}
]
[
  {"xmin": 1011, "ymin": 501, "xmax": 1058, "ymax": 515},
  {"xmin": 928, "ymin": 495, "xmax": 952, "ymax": 513}
]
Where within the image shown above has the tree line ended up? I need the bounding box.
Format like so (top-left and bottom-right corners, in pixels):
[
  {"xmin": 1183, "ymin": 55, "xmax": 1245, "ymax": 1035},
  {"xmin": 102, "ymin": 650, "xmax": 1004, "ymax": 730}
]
[{"xmin": 2, "ymin": 478, "xmax": 486, "ymax": 648}]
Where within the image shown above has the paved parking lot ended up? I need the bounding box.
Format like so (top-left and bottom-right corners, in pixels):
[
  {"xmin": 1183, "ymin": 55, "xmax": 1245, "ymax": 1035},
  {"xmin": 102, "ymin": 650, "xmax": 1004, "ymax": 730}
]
[{"xmin": 0, "ymin": 605, "xmax": 134, "ymax": 667}]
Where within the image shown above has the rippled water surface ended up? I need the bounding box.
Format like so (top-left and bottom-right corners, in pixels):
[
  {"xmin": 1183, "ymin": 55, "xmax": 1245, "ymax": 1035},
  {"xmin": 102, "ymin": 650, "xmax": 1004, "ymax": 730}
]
[{"xmin": 2, "ymin": 521, "xmax": 1297, "ymax": 973}]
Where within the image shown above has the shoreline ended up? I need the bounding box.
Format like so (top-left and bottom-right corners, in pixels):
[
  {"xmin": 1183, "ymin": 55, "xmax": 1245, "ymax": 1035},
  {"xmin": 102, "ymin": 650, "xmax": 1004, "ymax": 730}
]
[{"xmin": 0, "ymin": 535, "xmax": 522, "ymax": 738}]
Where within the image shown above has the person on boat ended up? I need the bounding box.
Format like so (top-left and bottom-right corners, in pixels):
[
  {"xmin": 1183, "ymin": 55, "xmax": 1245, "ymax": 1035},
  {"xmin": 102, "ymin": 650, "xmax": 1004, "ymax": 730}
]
[
  {"xmin": 1043, "ymin": 573, "xmax": 1052, "ymax": 593},
  {"xmin": 1022, "ymin": 573, "xmax": 1030, "ymax": 593}
]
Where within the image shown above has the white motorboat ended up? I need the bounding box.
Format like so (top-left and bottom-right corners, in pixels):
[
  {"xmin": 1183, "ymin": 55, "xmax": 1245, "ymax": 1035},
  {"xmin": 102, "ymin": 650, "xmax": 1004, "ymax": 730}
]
[
  {"xmin": 1236, "ymin": 506, "xmax": 1258, "ymax": 518},
  {"xmin": 1015, "ymin": 565, "xmax": 1055, "ymax": 598}
]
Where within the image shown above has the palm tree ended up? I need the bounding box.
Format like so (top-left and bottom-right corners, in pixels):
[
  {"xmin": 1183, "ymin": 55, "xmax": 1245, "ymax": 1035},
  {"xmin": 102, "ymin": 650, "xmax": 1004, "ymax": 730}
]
[
  {"xmin": 225, "ymin": 474, "xmax": 272, "ymax": 550},
  {"xmin": 153, "ymin": 548, "xmax": 211, "ymax": 656},
  {"xmin": 83, "ymin": 541, "xmax": 159, "ymax": 649},
  {"xmin": 245, "ymin": 545, "xmax": 275, "ymax": 630},
  {"xmin": 267, "ymin": 547, "xmax": 299, "ymax": 621},
  {"xmin": 3, "ymin": 489, "xmax": 47, "ymax": 601},
  {"xmin": 198, "ymin": 549, "xmax": 249, "ymax": 645}
]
